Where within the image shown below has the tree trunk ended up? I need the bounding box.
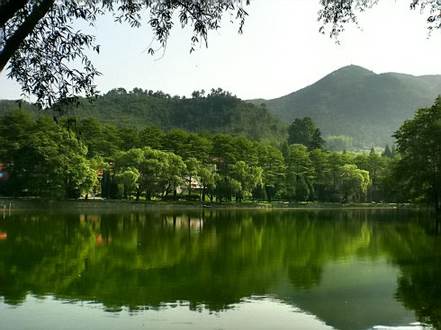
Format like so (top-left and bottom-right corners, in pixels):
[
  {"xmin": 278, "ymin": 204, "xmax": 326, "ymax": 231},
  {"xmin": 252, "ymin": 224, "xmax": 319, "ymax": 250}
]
[
  {"xmin": 0, "ymin": 0, "xmax": 27, "ymax": 27},
  {"xmin": 202, "ymin": 187, "xmax": 206, "ymax": 203},
  {"xmin": 266, "ymin": 186, "xmax": 272, "ymax": 202},
  {"xmin": 188, "ymin": 175, "xmax": 192, "ymax": 198},
  {"xmin": 0, "ymin": 0, "xmax": 54, "ymax": 72}
]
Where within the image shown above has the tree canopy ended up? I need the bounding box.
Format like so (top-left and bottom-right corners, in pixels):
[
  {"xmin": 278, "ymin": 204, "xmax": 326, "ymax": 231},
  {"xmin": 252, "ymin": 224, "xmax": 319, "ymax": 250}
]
[
  {"xmin": 288, "ymin": 117, "xmax": 325, "ymax": 150},
  {"xmin": 0, "ymin": 109, "xmax": 403, "ymax": 204},
  {"xmin": 394, "ymin": 96, "xmax": 441, "ymax": 213},
  {"xmin": 318, "ymin": 0, "xmax": 441, "ymax": 38},
  {"xmin": 0, "ymin": 0, "xmax": 249, "ymax": 107}
]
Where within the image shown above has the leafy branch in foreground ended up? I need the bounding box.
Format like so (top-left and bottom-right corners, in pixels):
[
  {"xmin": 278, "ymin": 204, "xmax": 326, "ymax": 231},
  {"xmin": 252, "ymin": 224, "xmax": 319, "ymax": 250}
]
[
  {"xmin": 318, "ymin": 0, "xmax": 441, "ymax": 38},
  {"xmin": 0, "ymin": 0, "xmax": 249, "ymax": 107},
  {"xmin": 1, "ymin": 0, "xmax": 440, "ymax": 107}
]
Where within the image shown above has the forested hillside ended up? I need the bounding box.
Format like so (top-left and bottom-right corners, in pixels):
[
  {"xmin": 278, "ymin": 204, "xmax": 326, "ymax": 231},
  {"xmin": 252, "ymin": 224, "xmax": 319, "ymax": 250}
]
[
  {"xmin": 3, "ymin": 66, "xmax": 441, "ymax": 148},
  {"xmin": 0, "ymin": 110, "xmax": 396, "ymax": 203},
  {"xmin": 0, "ymin": 88, "xmax": 286, "ymax": 143},
  {"xmin": 254, "ymin": 65, "xmax": 441, "ymax": 147}
]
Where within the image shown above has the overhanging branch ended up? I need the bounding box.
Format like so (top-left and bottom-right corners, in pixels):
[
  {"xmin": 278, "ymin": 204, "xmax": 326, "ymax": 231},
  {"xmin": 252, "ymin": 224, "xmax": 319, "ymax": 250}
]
[
  {"xmin": 0, "ymin": 0, "xmax": 54, "ymax": 72},
  {"xmin": 0, "ymin": 0, "xmax": 28, "ymax": 27}
]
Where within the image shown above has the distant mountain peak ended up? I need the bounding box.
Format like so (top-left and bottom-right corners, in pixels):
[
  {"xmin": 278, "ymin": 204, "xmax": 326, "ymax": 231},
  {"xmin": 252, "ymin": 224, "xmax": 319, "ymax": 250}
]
[
  {"xmin": 335, "ymin": 64, "xmax": 374, "ymax": 73},
  {"xmin": 324, "ymin": 65, "xmax": 376, "ymax": 80},
  {"xmin": 258, "ymin": 65, "xmax": 441, "ymax": 147}
]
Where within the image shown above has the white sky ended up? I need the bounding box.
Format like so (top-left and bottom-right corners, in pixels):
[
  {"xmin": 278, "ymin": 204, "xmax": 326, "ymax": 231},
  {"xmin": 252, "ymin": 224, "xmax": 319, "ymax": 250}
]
[{"xmin": 1, "ymin": 0, "xmax": 441, "ymax": 101}]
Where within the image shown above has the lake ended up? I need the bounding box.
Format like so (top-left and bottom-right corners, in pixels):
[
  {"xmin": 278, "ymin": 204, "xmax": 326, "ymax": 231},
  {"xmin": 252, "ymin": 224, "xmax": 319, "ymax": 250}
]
[{"xmin": 0, "ymin": 208, "xmax": 439, "ymax": 330}]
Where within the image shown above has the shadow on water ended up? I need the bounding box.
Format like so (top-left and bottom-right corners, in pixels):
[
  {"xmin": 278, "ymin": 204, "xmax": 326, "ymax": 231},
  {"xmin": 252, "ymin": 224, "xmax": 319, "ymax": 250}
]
[{"xmin": 0, "ymin": 208, "xmax": 440, "ymax": 329}]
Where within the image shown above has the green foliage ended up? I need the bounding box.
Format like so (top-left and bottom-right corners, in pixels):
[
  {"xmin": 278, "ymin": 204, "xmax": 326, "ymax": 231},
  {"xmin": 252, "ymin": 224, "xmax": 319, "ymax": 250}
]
[
  {"xmin": 382, "ymin": 145, "xmax": 394, "ymax": 158},
  {"xmin": 288, "ymin": 117, "xmax": 324, "ymax": 150},
  {"xmin": 0, "ymin": 108, "xmax": 399, "ymax": 203},
  {"xmin": 46, "ymin": 88, "xmax": 286, "ymax": 143},
  {"xmin": 1, "ymin": 210, "xmax": 440, "ymax": 329},
  {"xmin": 256, "ymin": 144, "xmax": 286, "ymax": 201},
  {"xmin": 354, "ymin": 148, "xmax": 390, "ymax": 201},
  {"xmin": 285, "ymin": 145, "xmax": 314, "ymax": 201},
  {"xmin": 230, "ymin": 161, "xmax": 263, "ymax": 201},
  {"xmin": 319, "ymin": 0, "xmax": 441, "ymax": 38},
  {"xmin": 0, "ymin": 89, "xmax": 287, "ymax": 143},
  {"xmin": 339, "ymin": 164, "xmax": 370, "ymax": 202},
  {"xmin": 0, "ymin": 111, "xmax": 96, "ymax": 198},
  {"xmin": 394, "ymin": 97, "xmax": 441, "ymax": 211},
  {"xmin": 258, "ymin": 65, "xmax": 441, "ymax": 148},
  {"xmin": 114, "ymin": 147, "xmax": 187, "ymax": 200},
  {"xmin": 115, "ymin": 168, "xmax": 140, "ymax": 199},
  {"xmin": 1, "ymin": 1, "xmax": 249, "ymax": 107}
]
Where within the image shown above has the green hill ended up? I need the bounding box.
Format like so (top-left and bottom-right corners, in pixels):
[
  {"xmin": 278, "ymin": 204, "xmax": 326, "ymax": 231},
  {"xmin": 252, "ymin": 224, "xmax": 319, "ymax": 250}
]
[
  {"xmin": 0, "ymin": 88, "xmax": 286, "ymax": 143},
  {"xmin": 254, "ymin": 65, "xmax": 441, "ymax": 147}
]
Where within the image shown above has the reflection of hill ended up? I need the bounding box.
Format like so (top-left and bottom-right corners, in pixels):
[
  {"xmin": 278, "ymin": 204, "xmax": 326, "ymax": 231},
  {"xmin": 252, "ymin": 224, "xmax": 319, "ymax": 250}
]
[
  {"xmin": 278, "ymin": 261, "xmax": 414, "ymax": 330},
  {"xmin": 0, "ymin": 210, "xmax": 438, "ymax": 329}
]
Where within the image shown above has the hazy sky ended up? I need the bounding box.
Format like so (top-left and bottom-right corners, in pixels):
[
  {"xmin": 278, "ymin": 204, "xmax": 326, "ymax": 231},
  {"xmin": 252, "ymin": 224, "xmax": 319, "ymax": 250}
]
[{"xmin": 1, "ymin": 0, "xmax": 441, "ymax": 101}]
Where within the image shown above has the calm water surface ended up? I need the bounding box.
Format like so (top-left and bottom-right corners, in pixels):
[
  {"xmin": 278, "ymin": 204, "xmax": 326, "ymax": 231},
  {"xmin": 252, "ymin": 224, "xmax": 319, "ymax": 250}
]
[{"xmin": 0, "ymin": 209, "xmax": 440, "ymax": 330}]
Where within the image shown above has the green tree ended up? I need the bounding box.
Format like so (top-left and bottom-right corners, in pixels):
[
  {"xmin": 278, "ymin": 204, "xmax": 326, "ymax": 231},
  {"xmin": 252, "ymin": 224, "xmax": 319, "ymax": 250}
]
[
  {"xmin": 210, "ymin": 134, "xmax": 239, "ymax": 176},
  {"xmin": 115, "ymin": 168, "xmax": 140, "ymax": 199},
  {"xmin": 340, "ymin": 164, "xmax": 370, "ymax": 202},
  {"xmin": 0, "ymin": 112, "xmax": 96, "ymax": 198},
  {"xmin": 257, "ymin": 144, "xmax": 286, "ymax": 201},
  {"xmin": 310, "ymin": 148, "xmax": 332, "ymax": 201},
  {"xmin": 326, "ymin": 151, "xmax": 356, "ymax": 201},
  {"xmin": 0, "ymin": 1, "xmax": 249, "ymax": 107},
  {"xmin": 162, "ymin": 130, "xmax": 212, "ymax": 163},
  {"xmin": 382, "ymin": 145, "xmax": 394, "ymax": 158},
  {"xmin": 288, "ymin": 117, "xmax": 324, "ymax": 150},
  {"xmin": 198, "ymin": 164, "xmax": 217, "ymax": 202},
  {"xmin": 138, "ymin": 126, "xmax": 164, "ymax": 150},
  {"xmin": 77, "ymin": 118, "xmax": 122, "ymax": 158},
  {"xmin": 184, "ymin": 157, "xmax": 201, "ymax": 199},
  {"xmin": 285, "ymin": 144, "xmax": 314, "ymax": 201},
  {"xmin": 140, "ymin": 148, "xmax": 186, "ymax": 200},
  {"xmin": 394, "ymin": 97, "xmax": 441, "ymax": 212},
  {"xmin": 230, "ymin": 161, "xmax": 263, "ymax": 202},
  {"xmin": 354, "ymin": 148, "xmax": 388, "ymax": 202},
  {"xmin": 3, "ymin": 1, "xmax": 439, "ymax": 107}
]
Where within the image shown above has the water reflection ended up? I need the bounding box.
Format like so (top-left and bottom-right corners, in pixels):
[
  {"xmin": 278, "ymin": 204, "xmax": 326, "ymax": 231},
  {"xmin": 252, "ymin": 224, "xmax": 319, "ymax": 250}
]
[{"xmin": 0, "ymin": 209, "xmax": 439, "ymax": 330}]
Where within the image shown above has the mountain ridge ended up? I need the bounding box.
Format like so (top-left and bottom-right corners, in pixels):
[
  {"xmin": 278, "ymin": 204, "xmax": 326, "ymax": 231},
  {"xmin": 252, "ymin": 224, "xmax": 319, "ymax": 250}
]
[
  {"xmin": 1, "ymin": 65, "xmax": 441, "ymax": 148},
  {"xmin": 0, "ymin": 89, "xmax": 287, "ymax": 143},
  {"xmin": 254, "ymin": 65, "xmax": 441, "ymax": 103},
  {"xmin": 253, "ymin": 65, "xmax": 441, "ymax": 147}
]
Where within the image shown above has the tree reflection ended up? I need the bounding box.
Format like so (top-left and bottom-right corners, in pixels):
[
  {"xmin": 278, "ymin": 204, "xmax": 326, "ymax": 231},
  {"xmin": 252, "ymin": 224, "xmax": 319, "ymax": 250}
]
[
  {"xmin": 0, "ymin": 209, "xmax": 439, "ymax": 329},
  {"xmin": 380, "ymin": 216, "xmax": 441, "ymax": 329}
]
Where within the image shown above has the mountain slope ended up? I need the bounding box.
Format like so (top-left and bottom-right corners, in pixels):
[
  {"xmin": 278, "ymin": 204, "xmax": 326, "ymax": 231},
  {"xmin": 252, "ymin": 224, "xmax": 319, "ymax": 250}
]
[
  {"xmin": 257, "ymin": 65, "xmax": 441, "ymax": 147},
  {"xmin": 0, "ymin": 89, "xmax": 286, "ymax": 142}
]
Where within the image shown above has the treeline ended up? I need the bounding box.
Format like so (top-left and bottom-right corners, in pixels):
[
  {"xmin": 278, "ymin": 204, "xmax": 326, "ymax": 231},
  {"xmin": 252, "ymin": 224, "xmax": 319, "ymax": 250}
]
[
  {"xmin": 0, "ymin": 110, "xmax": 400, "ymax": 203},
  {"xmin": 0, "ymin": 87, "xmax": 287, "ymax": 143}
]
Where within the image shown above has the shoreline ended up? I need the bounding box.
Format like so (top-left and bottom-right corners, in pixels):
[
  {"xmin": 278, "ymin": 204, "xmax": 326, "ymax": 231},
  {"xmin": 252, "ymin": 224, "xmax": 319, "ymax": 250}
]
[{"xmin": 0, "ymin": 198, "xmax": 420, "ymax": 212}]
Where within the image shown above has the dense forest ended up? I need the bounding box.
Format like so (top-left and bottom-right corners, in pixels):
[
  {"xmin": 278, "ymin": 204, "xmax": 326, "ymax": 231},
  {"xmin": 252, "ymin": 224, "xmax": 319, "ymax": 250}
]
[
  {"xmin": 5, "ymin": 65, "xmax": 441, "ymax": 150},
  {"xmin": 0, "ymin": 88, "xmax": 286, "ymax": 143},
  {"xmin": 0, "ymin": 95, "xmax": 439, "ymax": 209},
  {"xmin": 0, "ymin": 109, "xmax": 396, "ymax": 204}
]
